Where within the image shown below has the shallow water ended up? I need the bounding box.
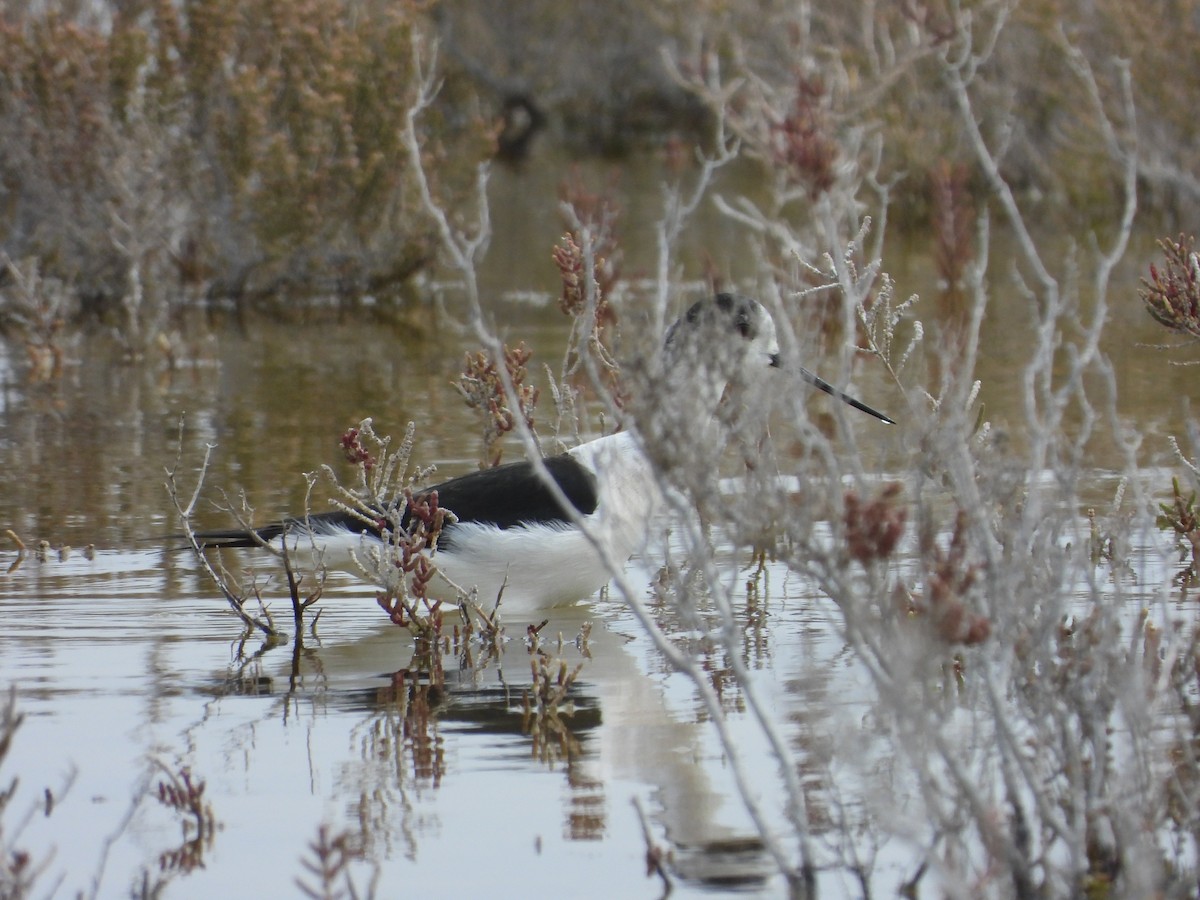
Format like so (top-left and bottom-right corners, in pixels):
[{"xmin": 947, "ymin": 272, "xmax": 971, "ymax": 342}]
[
  {"xmin": 0, "ymin": 297, "xmax": 857, "ymax": 897},
  {"xmin": 0, "ymin": 152, "xmax": 1193, "ymax": 897},
  {"xmin": 0, "ymin": 520, "xmax": 835, "ymax": 896}
]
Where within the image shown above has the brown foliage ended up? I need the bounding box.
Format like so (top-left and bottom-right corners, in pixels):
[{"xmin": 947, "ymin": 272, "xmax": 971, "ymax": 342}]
[
  {"xmin": 455, "ymin": 343, "xmax": 540, "ymax": 468},
  {"xmin": 1140, "ymin": 235, "xmax": 1200, "ymax": 340},
  {"xmin": 770, "ymin": 73, "xmax": 838, "ymax": 199},
  {"xmin": 843, "ymin": 483, "xmax": 907, "ymax": 565},
  {"xmin": 915, "ymin": 510, "xmax": 990, "ymax": 647},
  {"xmin": 0, "ymin": 1, "xmax": 474, "ymax": 342},
  {"xmin": 929, "ymin": 159, "xmax": 975, "ymax": 303}
]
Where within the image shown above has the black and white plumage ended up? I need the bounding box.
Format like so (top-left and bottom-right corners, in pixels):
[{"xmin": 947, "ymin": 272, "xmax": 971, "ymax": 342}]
[{"xmin": 191, "ymin": 293, "xmax": 893, "ymax": 615}]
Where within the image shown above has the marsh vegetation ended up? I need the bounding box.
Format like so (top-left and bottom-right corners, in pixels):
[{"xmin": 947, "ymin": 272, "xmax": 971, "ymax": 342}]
[{"xmin": 3, "ymin": 2, "xmax": 1200, "ymax": 897}]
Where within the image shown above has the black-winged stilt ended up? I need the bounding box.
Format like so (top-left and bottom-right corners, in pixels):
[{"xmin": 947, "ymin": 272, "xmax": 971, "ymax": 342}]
[{"xmin": 190, "ymin": 294, "xmax": 893, "ymax": 614}]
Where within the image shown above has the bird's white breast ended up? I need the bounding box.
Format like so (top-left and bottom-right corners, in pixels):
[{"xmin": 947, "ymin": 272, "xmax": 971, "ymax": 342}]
[{"xmin": 444, "ymin": 431, "xmax": 660, "ymax": 614}]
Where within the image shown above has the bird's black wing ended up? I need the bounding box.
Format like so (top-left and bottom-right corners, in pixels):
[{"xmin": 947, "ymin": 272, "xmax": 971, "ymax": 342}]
[
  {"xmin": 189, "ymin": 454, "xmax": 597, "ymax": 550},
  {"xmin": 428, "ymin": 455, "xmax": 598, "ymax": 531}
]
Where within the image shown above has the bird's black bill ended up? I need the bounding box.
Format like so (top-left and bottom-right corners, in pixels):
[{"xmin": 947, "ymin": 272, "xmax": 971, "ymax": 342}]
[{"xmin": 798, "ymin": 366, "xmax": 896, "ymax": 425}]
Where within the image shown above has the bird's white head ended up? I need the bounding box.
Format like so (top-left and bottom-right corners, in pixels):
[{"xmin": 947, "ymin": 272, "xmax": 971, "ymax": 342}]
[
  {"xmin": 662, "ymin": 292, "xmax": 895, "ymax": 426},
  {"xmin": 662, "ymin": 293, "xmax": 780, "ymax": 406},
  {"xmin": 632, "ymin": 291, "xmax": 893, "ymax": 476}
]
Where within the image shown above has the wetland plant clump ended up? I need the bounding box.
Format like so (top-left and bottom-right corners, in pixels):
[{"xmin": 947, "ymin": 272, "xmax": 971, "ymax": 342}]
[
  {"xmin": 5, "ymin": 2, "xmax": 1200, "ymax": 373},
  {"xmin": 1140, "ymin": 234, "xmax": 1200, "ymax": 341},
  {"xmin": 150, "ymin": 4, "xmax": 1200, "ymax": 897},
  {"xmin": 0, "ymin": 1, "xmax": 474, "ymax": 364},
  {"xmin": 406, "ymin": 7, "xmax": 1200, "ymax": 896}
]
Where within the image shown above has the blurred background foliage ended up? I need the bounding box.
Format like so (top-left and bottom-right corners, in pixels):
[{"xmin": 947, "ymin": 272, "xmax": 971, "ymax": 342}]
[{"xmin": 0, "ymin": 0, "xmax": 1197, "ymax": 336}]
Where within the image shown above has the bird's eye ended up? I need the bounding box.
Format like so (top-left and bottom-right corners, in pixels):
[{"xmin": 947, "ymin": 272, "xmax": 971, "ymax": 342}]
[{"xmin": 735, "ymin": 316, "xmax": 752, "ymax": 338}]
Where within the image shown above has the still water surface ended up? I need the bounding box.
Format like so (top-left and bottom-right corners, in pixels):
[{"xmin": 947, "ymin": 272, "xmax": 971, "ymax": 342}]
[
  {"xmin": 0, "ymin": 155, "xmax": 1191, "ymax": 898},
  {"xmin": 1, "ymin": 310, "xmax": 830, "ymax": 897}
]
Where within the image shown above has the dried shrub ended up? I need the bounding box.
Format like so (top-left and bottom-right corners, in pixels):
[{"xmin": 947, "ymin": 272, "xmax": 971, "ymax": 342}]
[
  {"xmin": 555, "ymin": 170, "xmax": 622, "ymax": 324},
  {"xmin": 321, "ymin": 419, "xmax": 451, "ymax": 645},
  {"xmin": 929, "ymin": 159, "xmax": 975, "ymax": 302},
  {"xmin": 913, "ymin": 510, "xmax": 991, "ymax": 647},
  {"xmin": 0, "ymin": 255, "xmax": 72, "ymax": 381},
  {"xmin": 552, "ymin": 172, "xmax": 626, "ymax": 415},
  {"xmin": 0, "ymin": 1, "xmax": 478, "ymax": 353},
  {"xmin": 0, "ymin": 692, "xmax": 39, "ymax": 900},
  {"xmin": 1140, "ymin": 234, "xmax": 1200, "ymax": 340},
  {"xmin": 842, "ymin": 483, "xmax": 907, "ymax": 565},
  {"xmin": 455, "ymin": 342, "xmax": 540, "ymax": 468},
  {"xmin": 1156, "ymin": 476, "xmax": 1200, "ymax": 583},
  {"xmin": 769, "ymin": 73, "xmax": 838, "ymax": 199}
]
